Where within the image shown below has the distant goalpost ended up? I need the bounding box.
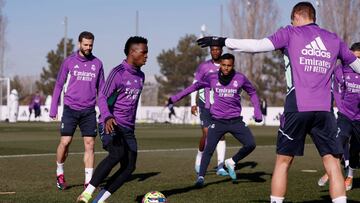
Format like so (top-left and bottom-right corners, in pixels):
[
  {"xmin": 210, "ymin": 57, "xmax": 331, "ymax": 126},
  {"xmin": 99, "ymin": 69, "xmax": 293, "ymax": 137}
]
[{"xmin": 0, "ymin": 77, "xmax": 10, "ymax": 121}]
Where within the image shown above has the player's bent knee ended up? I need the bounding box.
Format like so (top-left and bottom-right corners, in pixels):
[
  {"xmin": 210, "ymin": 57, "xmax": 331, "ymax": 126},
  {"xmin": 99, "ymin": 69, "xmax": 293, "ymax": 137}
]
[
  {"xmin": 245, "ymin": 143, "xmax": 256, "ymax": 152},
  {"xmin": 108, "ymin": 153, "xmax": 123, "ymax": 163},
  {"xmin": 126, "ymin": 164, "xmax": 136, "ymax": 174}
]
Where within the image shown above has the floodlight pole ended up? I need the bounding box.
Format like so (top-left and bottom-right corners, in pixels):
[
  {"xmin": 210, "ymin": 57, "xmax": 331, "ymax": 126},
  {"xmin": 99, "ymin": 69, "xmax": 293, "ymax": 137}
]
[
  {"xmin": 220, "ymin": 4, "xmax": 223, "ymax": 36},
  {"xmin": 135, "ymin": 11, "xmax": 142, "ymax": 108},
  {"xmin": 136, "ymin": 10, "xmax": 139, "ymax": 36}
]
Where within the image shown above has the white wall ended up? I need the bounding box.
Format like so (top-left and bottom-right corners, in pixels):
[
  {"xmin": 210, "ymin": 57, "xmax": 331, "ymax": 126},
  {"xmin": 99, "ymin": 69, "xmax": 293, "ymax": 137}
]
[{"xmin": 1, "ymin": 105, "xmax": 339, "ymax": 126}]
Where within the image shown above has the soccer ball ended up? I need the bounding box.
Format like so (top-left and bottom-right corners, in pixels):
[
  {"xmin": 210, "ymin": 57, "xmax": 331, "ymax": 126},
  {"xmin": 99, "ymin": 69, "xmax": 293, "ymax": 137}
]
[{"xmin": 142, "ymin": 191, "xmax": 167, "ymax": 203}]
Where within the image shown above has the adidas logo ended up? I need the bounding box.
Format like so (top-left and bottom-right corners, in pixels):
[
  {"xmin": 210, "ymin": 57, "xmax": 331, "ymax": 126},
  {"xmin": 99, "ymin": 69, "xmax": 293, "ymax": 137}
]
[{"xmin": 301, "ymin": 37, "xmax": 331, "ymax": 58}]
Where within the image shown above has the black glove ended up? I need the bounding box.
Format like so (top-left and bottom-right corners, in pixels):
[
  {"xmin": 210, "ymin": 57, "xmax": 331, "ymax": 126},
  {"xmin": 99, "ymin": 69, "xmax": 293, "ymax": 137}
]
[
  {"xmin": 254, "ymin": 116, "xmax": 263, "ymax": 123},
  {"xmin": 197, "ymin": 36, "xmax": 226, "ymax": 48}
]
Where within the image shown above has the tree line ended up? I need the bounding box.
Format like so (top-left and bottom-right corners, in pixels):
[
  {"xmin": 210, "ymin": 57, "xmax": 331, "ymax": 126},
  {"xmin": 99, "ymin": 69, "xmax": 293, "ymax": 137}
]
[{"xmin": 7, "ymin": 0, "xmax": 360, "ymax": 106}]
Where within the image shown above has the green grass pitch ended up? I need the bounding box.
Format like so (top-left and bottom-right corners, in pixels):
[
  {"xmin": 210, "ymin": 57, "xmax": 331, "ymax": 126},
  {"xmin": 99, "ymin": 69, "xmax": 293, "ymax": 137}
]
[{"xmin": 0, "ymin": 122, "xmax": 359, "ymax": 203}]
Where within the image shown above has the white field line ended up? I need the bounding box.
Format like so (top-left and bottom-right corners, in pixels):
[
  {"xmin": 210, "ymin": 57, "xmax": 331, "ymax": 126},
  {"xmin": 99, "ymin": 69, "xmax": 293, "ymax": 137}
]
[{"xmin": 0, "ymin": 145, "xmax": 284, "ymax": 159}]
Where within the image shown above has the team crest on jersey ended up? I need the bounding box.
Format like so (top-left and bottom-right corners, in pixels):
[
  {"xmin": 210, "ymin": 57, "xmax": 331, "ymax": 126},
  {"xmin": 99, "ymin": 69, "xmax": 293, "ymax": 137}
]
[
  {"xmin": 209, "ymin": 69, "xmax": 214, "ymax": 73},
  {"xmin": 346, "ymin": 75, "xmax": 350, "ymax": 80},
  {"xmin": 91, "ymin": 64, "xmax": 96, "ymax": 71},
  {"xmin": 134, "ymin": 79, "xmax": 138, "ymax": 83},
  {"xmin": 126, "ymin": 80, "xmax": 131, "ymax": 85},
  {"xmin": 216, "ymin": 82, "xmax": 221, "ymax": 86},
  {"xmin": 233, "ymin": 81, "xmax": 238, "ymax": 87},
  {"xmin": 74, "ymin": 65, "xmax": 79, "ymax": 69}
]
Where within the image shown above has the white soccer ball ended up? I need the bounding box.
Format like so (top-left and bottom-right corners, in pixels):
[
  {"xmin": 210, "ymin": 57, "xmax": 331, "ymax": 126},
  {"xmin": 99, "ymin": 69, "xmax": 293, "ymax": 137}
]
[{"xmin": 142, "ymin": 191, "xmax": 167, "ymax": 203}]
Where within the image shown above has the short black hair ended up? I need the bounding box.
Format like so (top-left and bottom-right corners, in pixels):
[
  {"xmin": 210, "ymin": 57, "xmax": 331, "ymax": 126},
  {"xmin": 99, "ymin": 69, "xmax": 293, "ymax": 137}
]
[
  {"xmin": 350, "ymin": 42, "xmax": 360, "ymax": 52},
  {"xmin": 291, "ymin": 1, "xmax": 316, "ymax": 22},
  {"xmin": 78, "ymin": 31, "xmax": 94, "ymax": 42},
  {"xmin": 124, "ymin": 36, "xmax": 148, "ymax": 56},
  {"xmin": 220, "ymin": 53, "xmax": 235, "ymax": 62}
]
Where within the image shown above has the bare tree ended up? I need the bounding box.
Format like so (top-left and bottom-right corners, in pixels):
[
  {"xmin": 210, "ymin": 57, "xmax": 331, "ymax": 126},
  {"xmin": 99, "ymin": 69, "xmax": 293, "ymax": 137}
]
[
  {"xmin": 0, "ymin": 0, "xmax": 6, "ymax": 77},
  {"xmin": 227, "ymin": 0, "xmax": 281, "ymax": 105},
  {"xmin": 317, "ymin": 0, "xmax": 360, "ymax": 45}
]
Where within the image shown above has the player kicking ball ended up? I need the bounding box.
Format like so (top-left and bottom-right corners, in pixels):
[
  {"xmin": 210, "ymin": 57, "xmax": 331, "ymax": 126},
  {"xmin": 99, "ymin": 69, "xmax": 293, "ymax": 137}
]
[{"xmin": 168, "ymin": 53, "xmax": 262, "ymax": 187}]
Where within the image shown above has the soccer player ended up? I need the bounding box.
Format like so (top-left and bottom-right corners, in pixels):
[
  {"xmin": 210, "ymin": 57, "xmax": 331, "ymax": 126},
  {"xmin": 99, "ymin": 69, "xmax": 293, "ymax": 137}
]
[
  {"xmin": 76, "ymin": 36, "xmax": 148, "ymax": 203},
  {"xmin": 318, "ymin": 42, "xmax": 360, "ymax": 191},
  {"xmin": 30, "ymin": 91, "xmax": 42, "ymax": 121},
  {"xmin": 191, "ymin": 44, "xmax": 228, "ymax": 176},
  {"xmin": 50, "ymin": 31, "xmax": 105, "ymax": 190},
  {"xmin": 169, "ymin": 53, "xmax": 262, "ymax": 187},
  {"xmin": 197, "ymin": 2, "xmax": 360, "ymax": 203},
  {"xmin": 168, "ymin": 102, "xmax": 177, "ymax": 122},
  {"xmin": 260, "ymin": 98, "xmax": 267, "ymax": 126}
]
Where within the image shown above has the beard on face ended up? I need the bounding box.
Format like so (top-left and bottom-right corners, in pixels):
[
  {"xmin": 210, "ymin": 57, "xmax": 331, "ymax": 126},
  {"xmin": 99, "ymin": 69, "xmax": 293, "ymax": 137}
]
[{"xmin": 80, "ymin": 48, "xmax": 92, "ymax": 57}]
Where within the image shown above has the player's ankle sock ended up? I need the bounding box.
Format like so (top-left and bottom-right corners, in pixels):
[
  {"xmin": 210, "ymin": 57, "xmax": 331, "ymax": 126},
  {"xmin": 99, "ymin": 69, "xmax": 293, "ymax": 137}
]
[
  {"xmin": 93, "ymin": 189, "xmax": 111, "ymax": 202},
  {"xmin": 270, "ymin": 195, "xmax": 284, "ymax": 203},
  {"xmin": 216, "ymin": 140, "xmax": 226, "ymax": 169},
  {"xmin": 195, "ymin": 150, "xmax": 203, "ymax": 166},
  {"xmin": 332, "ymin": 196, "xmax": 346, "ymax": 203},
  {"xmin": 348, "ymin": 167, "xmax": 354, "ymax": 178},
  {"xmin": 56, "ymin": 162, "xmax": 64, "ymax": 176},
  {"xmin": 84, "ymin": 184, "xmax": 96, "ymax": 195},
  {"xmin": 85, "ymin": 168, "xmax": 93, "ymax": 184}
]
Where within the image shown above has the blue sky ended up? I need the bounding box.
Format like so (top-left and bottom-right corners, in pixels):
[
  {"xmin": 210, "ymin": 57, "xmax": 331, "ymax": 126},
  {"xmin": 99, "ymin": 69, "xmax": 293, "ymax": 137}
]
[{"xmin": 3, "ymin": 0, "xmax": 313, "ymax": 79}]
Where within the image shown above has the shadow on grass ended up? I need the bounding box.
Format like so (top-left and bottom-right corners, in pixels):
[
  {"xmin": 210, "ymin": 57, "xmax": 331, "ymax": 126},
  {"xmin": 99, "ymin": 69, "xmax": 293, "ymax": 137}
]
[
  {"xmin": 250, "ymin": 198, "xmax": 354, "ymax": 203},
  {"xmin": 302, "ymin": 195, "xmax": 360, "ymax": 203},
  {"xmin": 352, "ymin": 177, "xmax": 360, "ymax": 190},
  {"xmin": 67, "ymin": 172, "xmax": 160, "ymax": 190},
  {"xmin": 135, "ymin": 162, "xmax": 270, "ymax": 202},
  {"xmin": 135, "ymin": 178, "xmax": 232, "ymax": 202}
]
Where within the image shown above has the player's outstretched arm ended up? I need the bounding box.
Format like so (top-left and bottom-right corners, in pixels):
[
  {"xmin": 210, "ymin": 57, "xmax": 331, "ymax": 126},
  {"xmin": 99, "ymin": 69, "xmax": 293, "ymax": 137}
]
[
  {"xmin": 197, "ymin": 36, "xmax": 226, "ymax": 48},
  {"xmin": 197, "ymin": 36, "xmax": 275, "ymax": 53},
  {"xmin": 170, "ymin": 81, "xmax": 208, "ymax": 104},
  {"xmin": 242, "ymin": 77, "xmax": 262, "ymax": 122}
]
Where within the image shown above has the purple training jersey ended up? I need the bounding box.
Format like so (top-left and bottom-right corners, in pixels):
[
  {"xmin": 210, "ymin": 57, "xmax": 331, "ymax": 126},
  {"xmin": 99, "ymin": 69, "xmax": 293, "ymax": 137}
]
[
  {"xmin": 98, "ymin": 60, "xmax": 145, "ymax": 130},
  {"xmin": 50, "ymin": 51, "xmax": 105, "ymax": 117},
  {"xmin": 192, "ymin": 60, "xmax": 219, "ymax": 108},
  {"xmin": 171, "ymin": 72, "xmax": 262, "ymax": 120},
  {"xmin": 30, "ymin": 94, "xmax": 41, "ymax": 109},
  {"xmin": 334, "ymin": 65, "xmax": 360, "ymax": 121},
  {"xmin": 267, "ymin": 24, "xmax": 357, "ymax": 112}
]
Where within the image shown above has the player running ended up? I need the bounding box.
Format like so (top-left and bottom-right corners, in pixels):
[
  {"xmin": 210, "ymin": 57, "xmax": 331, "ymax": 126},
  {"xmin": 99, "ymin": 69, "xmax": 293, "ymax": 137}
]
[
  {"xmin": 190, "ymin": 43, "xmax": 228, "ymax": 176},
  {"xmin": 197, "ymin": 2, "xmax": 360, "ymax": 202},
  {"xmin": 169, "ymin": 53, "xmax": 262, "ymax": 187},
  {"xmin": 76, "ymin": 36, "xmax": 147, "ymax": 203}
]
